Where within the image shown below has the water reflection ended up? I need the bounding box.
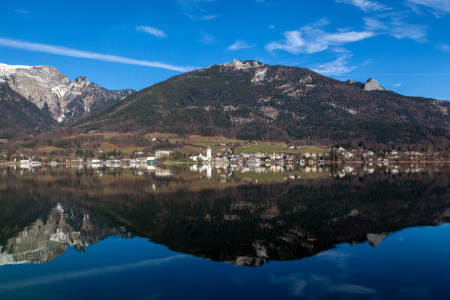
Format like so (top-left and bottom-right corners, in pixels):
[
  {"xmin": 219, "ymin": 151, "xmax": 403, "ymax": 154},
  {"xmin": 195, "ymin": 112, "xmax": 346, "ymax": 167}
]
[
  {"xmin": 0, "ymin": 202, "xmax": 129, "ymax": 266},
  {"xmin": 1, "ymin": 164, "xmax": 449, "ymax": 267}
]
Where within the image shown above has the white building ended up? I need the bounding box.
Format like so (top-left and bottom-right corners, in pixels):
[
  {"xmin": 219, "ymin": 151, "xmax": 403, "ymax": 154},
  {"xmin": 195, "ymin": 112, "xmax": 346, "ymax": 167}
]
[{"xmin": 155, "ymin": 150, "xmax": 172, "ymax": 159}]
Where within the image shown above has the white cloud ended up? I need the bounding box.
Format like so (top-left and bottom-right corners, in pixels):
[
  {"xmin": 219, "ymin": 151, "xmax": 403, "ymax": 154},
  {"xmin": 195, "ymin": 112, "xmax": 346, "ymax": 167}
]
[
  {"xmin": 312, "ymin": 53, "xmax": 356, "ymax": 75},
  {"xmin": 394, "ymin": 83, "xmax": 402, "ymax": 87},
  {"xmin": 407, "ymin": 0, "xmax": 450, "ymax": 17},
  {"xmin": 0, "ymin": 38, "xmax": 195, "ymax": 72},
  {"xmin": 335, "ymin": 0, "xmax": 391, "ymax": 12},
  {"xmin": 199, "ymin": 32, "xmax": 217, "ymax": 44},
  {"xmin": 135, "ymin": 26, "xmax": 166, "ymax": 38},
  {"xmin": 269, "ymin": 25, "xmax": 275, "ymax": 29},
  {"xmin": 266, "ymin": 19, "xmax": 375, "ymax": 54},
  {"xmin": 14, "ymin": 9, "xmax": 30, "ymax": 14},
  {"xmin": 364, "ymin": 14, "xmax": 427, "ymax": 42},
  {"xmin": 228, "ymin": 40, "xmax": 255, "ymax": 50}
]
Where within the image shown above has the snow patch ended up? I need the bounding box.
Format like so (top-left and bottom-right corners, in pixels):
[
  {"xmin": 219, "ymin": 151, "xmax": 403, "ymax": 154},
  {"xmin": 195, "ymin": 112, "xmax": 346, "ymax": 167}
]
[{"xmin": 0, "ymin": 63, "xmax": 33, "ymax": 76}]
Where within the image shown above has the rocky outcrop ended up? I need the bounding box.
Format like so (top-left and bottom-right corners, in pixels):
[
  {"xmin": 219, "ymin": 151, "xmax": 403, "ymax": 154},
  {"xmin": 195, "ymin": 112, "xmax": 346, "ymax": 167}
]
[
  {"xmin": 363, "ymin": 78, "xmax": 386, "ymax": 91},
  {"xmin": 220, "ymin": 59, "xmax": 264, "ymax": 69},
  {"xmin": 0, "ymin": 63, "xmax": 135, "ymax": 123},
  {"xmin": 366, "ymin": 233, "xmax": 388, "ymax": 247}
]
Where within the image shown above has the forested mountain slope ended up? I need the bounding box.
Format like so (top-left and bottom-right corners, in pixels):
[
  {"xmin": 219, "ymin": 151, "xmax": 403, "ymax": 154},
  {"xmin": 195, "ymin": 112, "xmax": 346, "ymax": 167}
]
[
  {"xmin": 74, "ymin": 59, "xmax": 450, "ymax": 147},
  {"xmin": 0, "ymin": 83, "xmax": 59, "ymax": 139}
]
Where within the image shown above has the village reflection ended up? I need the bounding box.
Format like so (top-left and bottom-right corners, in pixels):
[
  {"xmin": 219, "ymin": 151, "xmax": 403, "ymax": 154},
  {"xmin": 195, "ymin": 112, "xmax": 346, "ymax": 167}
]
[{"xmin": 1, "ymin": 164, "xmax": 450, "ymax": 267}]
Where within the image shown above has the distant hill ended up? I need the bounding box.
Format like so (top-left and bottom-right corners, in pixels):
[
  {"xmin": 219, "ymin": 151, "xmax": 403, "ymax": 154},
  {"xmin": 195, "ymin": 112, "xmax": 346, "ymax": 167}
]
[
  {"xmin": 75, "ymin": 59, "xmax": 450, "ymax": 147},
  {"xmin": 0, "ymin": 63, "xmax": 135, "ymax": 124},
  {"xmin": 0, "ymin": 83, "xmax": 59, "ymax": 139}
]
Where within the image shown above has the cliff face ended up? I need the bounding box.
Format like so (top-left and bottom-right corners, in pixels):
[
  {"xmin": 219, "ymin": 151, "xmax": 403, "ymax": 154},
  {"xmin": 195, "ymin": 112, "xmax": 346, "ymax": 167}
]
[
  {"xmin": 363, "ymin": 78, "xmax": 385, "ymax": 91},
  {"xmin": 0, "ymin": 63, "xmax": 135, "ymax": 124}
]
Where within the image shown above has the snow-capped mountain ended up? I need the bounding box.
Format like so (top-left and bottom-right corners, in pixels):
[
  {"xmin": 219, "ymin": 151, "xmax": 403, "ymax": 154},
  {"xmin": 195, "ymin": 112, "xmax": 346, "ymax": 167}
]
[{"xmin": 0, "ymin": 63, "xmax": 135, "ymax": 123}]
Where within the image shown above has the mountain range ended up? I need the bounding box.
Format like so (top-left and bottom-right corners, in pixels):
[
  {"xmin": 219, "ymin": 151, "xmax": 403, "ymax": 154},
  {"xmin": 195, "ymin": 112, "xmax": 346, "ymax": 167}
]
[
  {"xmin": 0, "ymin": 63, "xmax": 134, "ymax": 125},
  {"xmin": 1, "ymin": 59, "xmax": 450, "ymax": 147}
]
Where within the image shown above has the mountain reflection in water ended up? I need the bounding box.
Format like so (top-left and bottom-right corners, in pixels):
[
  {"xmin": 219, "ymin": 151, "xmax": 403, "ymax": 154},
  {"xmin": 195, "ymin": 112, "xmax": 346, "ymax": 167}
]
[{"xmin": 0, "ymin": 164, "xmax": 449, "ymax": 267}]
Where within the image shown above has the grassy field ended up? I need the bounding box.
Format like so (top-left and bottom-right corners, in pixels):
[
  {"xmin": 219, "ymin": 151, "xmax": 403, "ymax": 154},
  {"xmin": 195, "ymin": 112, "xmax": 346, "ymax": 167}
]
[
  {"xmin": 36, "ymin": 146, "xmax": 59, "ymax": 153},
  {"xmin": 66, "ymin": 133, "xmax": 135, "ymax": 141},
  {"xmin": 145, "ymin": 133, "xmax": 245, "ymax": 152},
  {"xmin": 236, "ymin": 145, "xmax": 329, "ymax": 155},
  {"xmin": 59, "ymin": 132, "xmax": 330, "ymax": 156},
  {"xmin": 176, "ymin": 145, "xmax": 206, "ymax": 156},
  {"xmin": 98, "ymin": 142, "xmax": 145, "ymax": 157},
  {"xmin": 0, "ymin": 139, "xmax": 7, "ymax": 144},
  {"xmin": 144, "ymin": 133, "xmax": 329, "ymax": 155}
]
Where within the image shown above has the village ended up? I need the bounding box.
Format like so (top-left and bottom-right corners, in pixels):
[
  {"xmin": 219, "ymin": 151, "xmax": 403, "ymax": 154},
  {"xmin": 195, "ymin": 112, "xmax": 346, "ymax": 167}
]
[{"xmin": 1, "ymin": 141, "xmax": 447, "ymax": 168}]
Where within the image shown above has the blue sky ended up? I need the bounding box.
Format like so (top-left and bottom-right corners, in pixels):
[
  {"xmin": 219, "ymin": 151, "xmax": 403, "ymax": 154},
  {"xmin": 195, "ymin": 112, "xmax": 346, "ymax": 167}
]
[{"xmin": 1, "ymin": 0, "xmax": 449, "ymax": 100}]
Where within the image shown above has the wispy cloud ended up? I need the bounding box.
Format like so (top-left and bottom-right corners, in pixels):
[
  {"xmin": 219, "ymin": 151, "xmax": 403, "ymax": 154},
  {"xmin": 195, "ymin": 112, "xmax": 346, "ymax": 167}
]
[
  {"xmin": 394, "ymin": 83, "xmax": 402, "ymax": 87},
  {"xmin": 271, "ymin": 274, "xmax": 377, "ymax": 297},
  {"xmin": 266, "ymin": 19, "xmax": 375, "ymax": 54},
  {"xmin": 437, "ymin": 44, "xmax": 450, "ymax": 52},
  {"xmin": 228, "ymin": 40, "xmax": 255, "ymax": 50},
  {"xmin": 407, "ymin": 0, "xmax": 450, "ymax": 17},
  {"xmin": 316, "ymin": 251, "xmax": 354, "ymax": 270},
  {"xmin": 184, "ymin": 13, "xmax": 217, "ymax": 21},
  {"xmin": 312, "ymin": 54, "xmax": 356, "ymax": 75},
  {"xmin": 335, "ymin": 0, "xmax": 391, "ymax": 12},
  {"xmin": 199, "ymin": 32, "xmax": 217, "ymax": 44},
  {"xmin": 364, "ymin": 13, "xmax": 427, "ymax": 42},
  {"xmin": 0, "ymin": 255, "xmax": 187, "ymax": 292},
  {"xmin": 0, "ymin": 38, "xmax": 195, "ymax": 72},
  {"xmin": 135, "ymin": 26, "xmax": 166, "ymax": 38},
  {"xmin": 178, "ymin": 0, "xmax": 218, "ymax": 21},
  {"xmin": 14, "ymin": 9, "xmax": 30, "ymax": 14},
  {"xmin": 269, "ymin": 25, "xmax": 275, "ymax": 29}
]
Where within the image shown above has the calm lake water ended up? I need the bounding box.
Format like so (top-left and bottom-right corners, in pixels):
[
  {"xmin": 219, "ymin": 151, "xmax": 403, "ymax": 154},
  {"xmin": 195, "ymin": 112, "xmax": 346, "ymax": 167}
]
[{"xmin": 0, "ymin": 164, "xmax": 449, "ymax": 299}]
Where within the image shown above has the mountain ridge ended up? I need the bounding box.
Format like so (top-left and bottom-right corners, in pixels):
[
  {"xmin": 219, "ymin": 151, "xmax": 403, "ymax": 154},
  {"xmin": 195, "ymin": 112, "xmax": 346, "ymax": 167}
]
[{"xmin": 74, "ymin": 59, "xmax": 450, "ymax": 148}]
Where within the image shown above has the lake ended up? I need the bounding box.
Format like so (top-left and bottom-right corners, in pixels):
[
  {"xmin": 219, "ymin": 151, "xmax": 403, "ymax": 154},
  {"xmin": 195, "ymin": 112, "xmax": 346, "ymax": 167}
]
[{"xmin": 0, "ymin": 164, "xmax": 449, "ymax": 299}]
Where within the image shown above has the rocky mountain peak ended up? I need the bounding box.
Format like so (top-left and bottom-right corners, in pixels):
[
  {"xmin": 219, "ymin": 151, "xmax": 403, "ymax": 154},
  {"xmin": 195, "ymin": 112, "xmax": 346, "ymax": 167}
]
[
  {"xmin": 221, "ymin": 59, "xmax": 264, "ymax": 69},
  {"xmin": 363, "ymin": 78, "xmax": 386, "ymax": 91},
  {"xmin": 0, "ymin": 62, "xmax": 134, "ymax": 123},
  {"xmin": 72, "ymin": 75, "xmax": 88, "ymax": 83},
  {"xmin": 70, "ymin": 76, "xmax": 99, "ymax": 89}
]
